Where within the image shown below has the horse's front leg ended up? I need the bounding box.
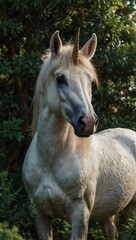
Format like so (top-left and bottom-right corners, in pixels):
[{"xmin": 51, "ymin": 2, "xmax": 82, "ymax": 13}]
[
  {"xmin": 36, "ymin": 208, "xmax": 52, "ymax": 240},
  {"xmin": 70, "ymin": 201, "xmax": 90, "ymax": 240}
]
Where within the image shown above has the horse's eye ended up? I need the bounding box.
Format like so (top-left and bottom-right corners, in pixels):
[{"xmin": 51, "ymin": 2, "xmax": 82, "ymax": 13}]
[{"xmin": 56, "ymin": 74, "xmax": 68, "ymax": 86}]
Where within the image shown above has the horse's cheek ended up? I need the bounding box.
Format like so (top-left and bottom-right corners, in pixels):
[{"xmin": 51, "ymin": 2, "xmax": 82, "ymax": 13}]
[{"xmin": 47, "ymin": 85, "xmax": 60, "ymax": 112}]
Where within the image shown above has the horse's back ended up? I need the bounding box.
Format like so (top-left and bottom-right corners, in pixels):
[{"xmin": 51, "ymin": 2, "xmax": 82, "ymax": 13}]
[
  {"xmin": 96, "ymin": 127, "xmax": 136, "ymax": 141},
  {"xmin": 96, "ymin": 128, "xmax": 136, "ymax": 158}
]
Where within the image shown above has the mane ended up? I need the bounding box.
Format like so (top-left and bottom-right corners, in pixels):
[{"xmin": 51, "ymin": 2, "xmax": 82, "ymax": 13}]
[{"xmin": 32, "ymin": 44, "xmax": 98, "ymax": 135}]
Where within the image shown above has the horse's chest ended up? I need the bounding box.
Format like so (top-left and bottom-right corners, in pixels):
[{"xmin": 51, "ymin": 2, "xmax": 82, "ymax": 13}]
[
  {"xmin": 33, "ymin": 159, "xmax": 90, "ymax": 218},
  {"xmin": 34, "ymin": 176, "xmax": 66, "ymax": 217}
]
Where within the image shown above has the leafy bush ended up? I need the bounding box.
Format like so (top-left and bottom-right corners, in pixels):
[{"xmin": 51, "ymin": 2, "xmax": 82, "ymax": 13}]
[
  {"xmin": 120, "ymin": 216, "xmax": 136, "ymax": 240},
  {"xmin": 53, "ymin": 219, "xmax": 71, "ymax": 239},
  {"xmin": 0, "ymin": 171, "xmax": 20, "ymax": 222},
  {"xmin": 0, "ymin": 171, "xmax": 36, "ymax": 239},
  {"xmin": 88, "ymin": 221, "xmax": 105, "ymax": 240},
  {"xmin": 2, "ymin": 119, "xmax": 24, "ymax": 142},
  {"xmin": 0, "ymin": 223, "xmax": 24, "ymax": 240}
]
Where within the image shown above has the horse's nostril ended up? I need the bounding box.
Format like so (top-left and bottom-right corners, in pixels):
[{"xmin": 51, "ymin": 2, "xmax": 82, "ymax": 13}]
[{"xmin": 78, "ymin": 116, "xmax": 86, "ymax": 129}]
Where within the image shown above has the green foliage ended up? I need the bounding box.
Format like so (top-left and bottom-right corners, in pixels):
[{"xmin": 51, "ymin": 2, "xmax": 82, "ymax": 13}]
[
  {"xmin": 53, "ymin": 219, "xmax": 71, "ymax": 239},
  {"xmin": 122, "ymin": 216, "xmax": 136, "ymax": 240},
  {"xmin": 0, "ymin": 171, "xmax": 19, "ymax": 222},
  {"xmin": 89, "ymin": 222, "xmax": 105, "ymax": 239},
  {"xmin": 0, "ymin": 223, "xmax": 24, "ymax": 240},
  {"xmin": 0, "ymin": 171, "xmax": 36, "ymax": 239},
  {"xmin": 2, "ymin": 119, "xmax": 24, "ymax": 141}
]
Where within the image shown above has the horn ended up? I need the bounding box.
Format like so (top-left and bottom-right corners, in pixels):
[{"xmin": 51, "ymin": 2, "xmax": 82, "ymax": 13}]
[{"xmin": 72, "ymin": 28, "xmax": 80, "ymax": 65}]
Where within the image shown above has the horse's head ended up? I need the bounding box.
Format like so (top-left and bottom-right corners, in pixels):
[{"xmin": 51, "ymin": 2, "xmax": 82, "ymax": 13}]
[{"xmin": 37, "ymin": 30, "xmax": 99, "ymax": 137}]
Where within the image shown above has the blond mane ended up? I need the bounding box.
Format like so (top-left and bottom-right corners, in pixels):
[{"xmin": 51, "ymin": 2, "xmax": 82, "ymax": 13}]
[{"xmin": 32, "ymin": 44, "xmax": 98, "ymax": 135}]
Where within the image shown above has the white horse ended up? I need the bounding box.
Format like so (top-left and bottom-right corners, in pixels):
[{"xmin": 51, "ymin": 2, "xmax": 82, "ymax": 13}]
[{"xmin": 22, "ymin": 29, "xmax": 136, "ymax": 240}]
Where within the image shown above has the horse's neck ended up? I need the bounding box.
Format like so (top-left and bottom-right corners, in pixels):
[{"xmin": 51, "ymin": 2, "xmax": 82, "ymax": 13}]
[{"xmin": 37, "ymin": 106, "xmax": 90, "ymax": 160}]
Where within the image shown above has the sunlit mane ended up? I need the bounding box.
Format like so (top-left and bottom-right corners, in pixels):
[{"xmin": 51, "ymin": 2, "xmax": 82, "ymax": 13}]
[{"xmin": 32, "ymin": 44, "xmax": 98, "ymax": 135}]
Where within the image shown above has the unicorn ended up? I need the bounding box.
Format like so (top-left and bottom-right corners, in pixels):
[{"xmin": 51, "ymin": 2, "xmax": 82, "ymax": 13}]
[{"xmin": 22, "ymin": 29, "xmax": 136, "ymax": 240}]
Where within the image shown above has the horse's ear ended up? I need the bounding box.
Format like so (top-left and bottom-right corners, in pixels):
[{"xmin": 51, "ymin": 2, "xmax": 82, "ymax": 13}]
[
  {"xmin": 80, "ymin": 33, "xmax": 97, "ymax": 59},
  {"xmin": 50, "ymin": 30, "xmax": 62, "ymax": 57}
]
